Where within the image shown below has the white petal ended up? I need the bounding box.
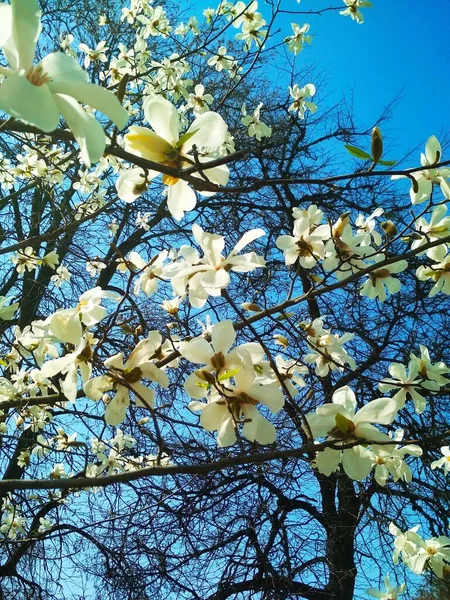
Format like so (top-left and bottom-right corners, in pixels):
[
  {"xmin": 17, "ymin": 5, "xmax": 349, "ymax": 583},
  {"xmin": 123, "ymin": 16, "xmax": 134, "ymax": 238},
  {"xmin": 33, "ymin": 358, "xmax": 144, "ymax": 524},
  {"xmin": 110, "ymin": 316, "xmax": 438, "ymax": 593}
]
[
  {"xmin": 0, "ymin": 74, "xmax": 59, "ymax": 131},
  {"xmin": 132, "ymin": 382, "xmax": 155, "ymax": 409},
  {"xmin": 144, "ymin": 95, "xmax": 179, "ymax": 145},
  {"xmin": 342, "ymin": 446, "xmax": 373, "ymax": 480},
  {"xmin": 180, "ymin": 338, "xmax": 214, "ymax": 364},
  {"xmin": 230, "ymin": 229, "xmax": 265, "ymax": 256},
  {"xmin": 167, "ymin": 180, "xmax": 196, "ymax": 220},
  {"xmin": 425, "ymin": 135, "xmax": 441, "ymax": 165},
  {"xmin": 200, "ymin": 402, "xmax": 227, "ymax": 431},
  {"xmin": 12, "ymin": 0, "xmax": 42, "ymax": 72},
  {"xmin": 211, "ymin": 320, "xmax": 236, "ymax": 355},
  {"xmin": 332, "ymin": 386, "xmax": 357, "ymax": 413},
  {"xmin": 125, "ymin": 126, "xmax": 173, "ymax": 163},
  {"xmin": 183, "ymin": 111, "xmax": 228, "ymax": 152},
  {"xmin": 354, "ymin": 398, "xmax": 398, "ymax": 425},
  {"xmin": 49, "ymin": 81, "xmax": 128, "ymax": 129},
  {"xmin": 40, "ymin": 52, "xmax": 88, "ymax": 83},
  {"xmin": 0, "ymin": 4, "xmax": 12, "ymax": 47},
  {"xmin": 54, "ymin": 94, "xmax": 105, "ymax": 167}
]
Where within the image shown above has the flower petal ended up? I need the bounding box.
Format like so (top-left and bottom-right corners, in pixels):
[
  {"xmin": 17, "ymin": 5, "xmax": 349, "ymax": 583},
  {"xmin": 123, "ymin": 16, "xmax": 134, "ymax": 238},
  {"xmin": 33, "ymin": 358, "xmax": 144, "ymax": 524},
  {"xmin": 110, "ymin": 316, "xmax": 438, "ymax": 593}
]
[
  {"xmin": 144, "ymin": 95, "xmax": 179, "ymax": 145},
  {"xmin": 0, "ymin": 74, "xmax": 60, "ymax": 131},
  {"xmin": 53, "ymin": 93, "xmax": 105, "ymax": 167},
  {"xmin": 125, "ymin": 126, "xmax": 173, "ymax": 163},
  {"xmin": 40, "ymin": 52, "xmax": 88, "ymax": 83},
  {"xmin": 49, "ymin": 81, "xmax": 128, "ymax": 129},
  {"xmin": 182, "ymin": 111, "xmax": 228, "ymax": 152},
  {"xmin": 12, "ymin": 0, "xmax": 41, "ymax": 72}
]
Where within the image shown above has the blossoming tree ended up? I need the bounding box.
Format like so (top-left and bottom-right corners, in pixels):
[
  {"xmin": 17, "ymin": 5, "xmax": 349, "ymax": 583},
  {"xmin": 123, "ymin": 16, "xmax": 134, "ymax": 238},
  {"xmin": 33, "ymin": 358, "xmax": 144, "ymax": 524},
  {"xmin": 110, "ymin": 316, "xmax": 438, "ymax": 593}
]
[{"xmin": 0, "ymin": 0, "xmax": 449, "ymax": 598}]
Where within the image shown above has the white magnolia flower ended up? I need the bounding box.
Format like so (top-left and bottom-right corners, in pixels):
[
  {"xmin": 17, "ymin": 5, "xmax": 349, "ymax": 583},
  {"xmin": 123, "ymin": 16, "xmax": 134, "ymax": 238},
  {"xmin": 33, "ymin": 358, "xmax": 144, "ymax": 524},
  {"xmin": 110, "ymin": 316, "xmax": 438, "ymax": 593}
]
[
  {"xmin": 340, "ymin": 0, "xmax": 373, "ymax": 24},
  {"xmin": 207, "ymin": 46, "xmax": 234, "ymax": 72},
  {"xmin": 40, "ymin": 333, "xmax": 97, "ymax": 402},
  {"xmin": 405, "ymin": 531, "xmax": 450, "ymax": 579},
  {"xmin": 368, "ymin": 434, "xmax": 422, "ymax": 486},
  {"xmin": 392, "ymin": 136, "xmax": 450, "ymax": 204},
  {"xmin": 0, "ymin": 0, "xmax": 128, "ymax": 166},
  {"xmin": 165, "ymin": 225, "xmax": 266, "ymax": 307},
  {"xmin": 306, "ymin": 386, "xmax": 398, "ymax": 480},
  {"xmin": 126, "ymin": 250, "xmax": 168, "ymax": 296},
  {"xmin": 47, "ymin": 287, "xmax": 120, "ymax": 344},
  {"xmin": 431, "ymin": 446, "xmax": 450, "ymax": 476},
  {"xmin": 241, "ymin": 103, "xmax": 272, "ymax": 140},
  {"xmin": 84, "ymin": 333, "xmax": 169, "ymax": 426},
  {"xmin": 304, "ymin": 326, "xmax": 356, "ymax": 377},
  {"xmin": 416, "ymin": 244, "xmax": 450, "ymax": 296},
  {"xmin": 189, "ymin": 349, "xmax": 284, "ymax": 447},
  {"xmin": 366, "ymin": 575, "xmax": 406, "ymax": 600},
  {"xmin": 284, "ymin": 23, "xmax": 312, "ymax": 55},
  {"xmin": 355, "ymin": 207, "xmax": 384, "ymax": 246},
  {"xmin": 121, "ymin": 96, "xmax": 229, "ymax": 220},
  {"xmin": 288, "ymin": 83, "xmax": 317, "ymax": 118},
  {"xmin": 411, "ymin": 204, "xmax": 450, "ymax": 256},
  {"xmin": 276, "ymin": 217, "xmax": 330, "ymax": 268},
  {"xmin": 378, "ymin": 360, "xmax": 439, "ymax": 414},
  {"xmin": 360, "ymin": 256, "xmax": 408, "ymax": 302}
]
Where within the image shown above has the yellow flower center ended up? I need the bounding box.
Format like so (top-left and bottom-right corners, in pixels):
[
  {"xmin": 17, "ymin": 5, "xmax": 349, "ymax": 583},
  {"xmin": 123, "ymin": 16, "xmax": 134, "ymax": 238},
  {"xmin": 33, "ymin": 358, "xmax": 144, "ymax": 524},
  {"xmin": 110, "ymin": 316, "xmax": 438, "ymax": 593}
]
[{"xmin": 26, "ymin": 65, "xmax": 51, "ymax": 87}]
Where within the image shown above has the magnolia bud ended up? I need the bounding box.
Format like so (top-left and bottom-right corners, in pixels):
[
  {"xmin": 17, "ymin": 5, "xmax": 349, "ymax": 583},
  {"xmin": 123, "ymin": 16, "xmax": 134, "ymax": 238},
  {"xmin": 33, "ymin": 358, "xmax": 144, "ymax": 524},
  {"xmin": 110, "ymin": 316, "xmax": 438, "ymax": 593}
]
[
  {"xmin": 332, "ymin": 212, "xmax": 351, "ymax": 238},
  {"xmin": 381, "ymin": 220, "xmax": 397, "ymax": 237},
  {"xmin": 371, "ymin": 127, "xmax": 383, "ymax": 164},
  {"xmin": 241, "ymin": 302, "xmax": 262, "ymax": 312}
]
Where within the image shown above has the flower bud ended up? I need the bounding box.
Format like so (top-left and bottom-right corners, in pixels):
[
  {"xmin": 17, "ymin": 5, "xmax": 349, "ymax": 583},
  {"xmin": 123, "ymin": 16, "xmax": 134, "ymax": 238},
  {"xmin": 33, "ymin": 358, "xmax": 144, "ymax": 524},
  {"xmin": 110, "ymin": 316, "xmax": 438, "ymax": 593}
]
[
  {"xmin": 381, "ymin": 220, "xmax": 397, "ymax": 237},
  {"xmin": 241, "ymin": 302, "xmax": 262, "ymax": 312},
  {"xmin": 371, "ymin": 127, "xmax": 383, "ymax": 164}
]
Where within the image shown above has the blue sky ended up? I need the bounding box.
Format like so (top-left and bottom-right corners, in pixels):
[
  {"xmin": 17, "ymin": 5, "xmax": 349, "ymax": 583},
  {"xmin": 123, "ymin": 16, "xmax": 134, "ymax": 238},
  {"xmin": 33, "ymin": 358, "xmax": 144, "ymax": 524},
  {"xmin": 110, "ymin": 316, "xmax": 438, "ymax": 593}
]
[{"xmin": 276, "ymin": 0, "xmax": 450, "ymax": 158}]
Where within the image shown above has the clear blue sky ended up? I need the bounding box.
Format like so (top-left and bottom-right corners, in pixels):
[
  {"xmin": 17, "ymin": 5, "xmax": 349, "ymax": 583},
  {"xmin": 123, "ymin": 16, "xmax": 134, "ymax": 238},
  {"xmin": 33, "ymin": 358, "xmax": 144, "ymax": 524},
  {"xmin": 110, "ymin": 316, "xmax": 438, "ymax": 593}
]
[{"xmin": 276, "ymin": 0, "xmax": 450, "ymax": 158}]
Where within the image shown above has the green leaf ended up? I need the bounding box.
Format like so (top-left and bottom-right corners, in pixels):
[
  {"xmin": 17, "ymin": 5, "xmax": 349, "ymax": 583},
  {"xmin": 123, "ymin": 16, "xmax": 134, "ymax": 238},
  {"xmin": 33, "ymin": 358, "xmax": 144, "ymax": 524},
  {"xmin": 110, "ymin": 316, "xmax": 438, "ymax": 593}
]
[
  {"xmin": 218, "ymin": 368, "xmax": 241, "ymax": 382},
  {"xmin": 335, "ymin": 412, "xmax": 354, "ymax": 436},
  {"xmin": 378, "ymin": 159, "xmax": 397, "ymax": 167},
  {"xmin": 177, "ymin": 129, "xmax": 199, "ymax": 148},
  {"xmin": 344, "ymin": 144, "xmax": 371, "ymax": 160}
]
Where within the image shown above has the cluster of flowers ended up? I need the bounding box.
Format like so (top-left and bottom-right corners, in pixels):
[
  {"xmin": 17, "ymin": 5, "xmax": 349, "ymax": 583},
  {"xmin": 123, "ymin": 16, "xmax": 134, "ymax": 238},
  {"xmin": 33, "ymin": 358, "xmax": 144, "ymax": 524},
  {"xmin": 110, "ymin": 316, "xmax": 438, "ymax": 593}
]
[{"xmin": 390, "ymin": 523, "xmax": 450, "ymax": 579}]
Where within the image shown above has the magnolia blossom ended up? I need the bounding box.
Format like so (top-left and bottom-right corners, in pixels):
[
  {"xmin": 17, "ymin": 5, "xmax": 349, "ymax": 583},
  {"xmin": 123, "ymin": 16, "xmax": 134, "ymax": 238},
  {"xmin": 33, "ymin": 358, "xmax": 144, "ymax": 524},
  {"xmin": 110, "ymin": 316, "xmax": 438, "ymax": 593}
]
[
  {"xmin": 164, "ymin": 225, "xmax": 266, "ymax": 307},
  {"xmin": 84, "ymin": 333, "xmax": 169, "ymax": 426},
  {"xmin": 188, "ymin": 349, "xmax": 284, "ymax": 447},
  {"xmin": 306, "ymin": 386, "xmax": 398, "ymax": 480},
  {"xmin": 0, "ymin": 0, "xmax": 128, "ymax": 166},
  {"xmin": 368, "ymin": 434, "xmax": 422, "ymax": 486},
  {"xmin": 40, "ymin": 333, "xmax": 97, "ymax": 402},
  {"xmin": 288, "ymin": 83, "xmax": 317, "ymax": 118},
  {"xmin": 180, "ymin": 320, "xmax": 264, "ymax": 398},
  {"xmin": 378, "ymin": 360, "xmax": 439, "ymax": 414},
  {"xmin": 390, "ymin": 525, "xmax": 450, "ymax": 579},
  {"xmin": 366, "ymin": 575, "xmax": 405, "ymax": 600},
  {"xmin": 241, "ymin": 103, "xmax": 272, "ymax": 140},
  {"xmin": 416, "ymin": 244, "xmax": 450, "ymax": 296},
  {"xmin": 431, "ymin": 446, "xmax": 450, "ymax": 475},
  {"xmin": 360, "ymin": 256, "xmax": 408, "ymax": 302},
  {"xmin": 322, "ymin": 225, "xmax": 373, "ymax": 280},
  {"xmin": 284, "ymin": 23, "xmax": 312, "ymax": 55},
  {"xmin": 276, "ymin": 218, "xmax": 330, "ymax": 268},
  {"xmin": 340, "ymin": 0, "xmax": 373, "ymax": 24},
  {"xmin": 304, "ymin": 326, "xmax": 356, "ymax": 377},
  {"xmin": 355, "ymin": 207, "xmax": 384, "ymax": 245},
  {"xmin": 411, "ymin": 204, "xmax": 450, "ymax": 256},
  {"xmin": 125, "ymin": 250, "xmax": 168, "ymax": 296},
  {"xmin": 47, "ymin": 287, "xmax": 120, "ymax": 344},
  {"xmin": 392, "ymin": 136, "xmax": 450, "ymax": 204},
  {"xmin": 120, "ymin": 96, "xmax": 229, "ymax": 220}
]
